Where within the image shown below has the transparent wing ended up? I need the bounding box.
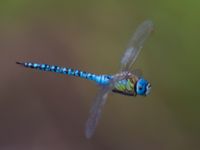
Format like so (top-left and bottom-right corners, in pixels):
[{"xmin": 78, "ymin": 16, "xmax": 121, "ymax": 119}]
[
  {"xmin": 85, "ymin": 86, "xmax": 110, "ymax": 139},
  {"xmin": 85, "ymin": 74, "xmax": 127, "ymax": 139},
  {"xmin": 132, "ymin": 69, "xmax": 143, "ymax": 78},
  {"xmin": 121, "ymin": 20, "xmax": 154, "ymax": 71}
]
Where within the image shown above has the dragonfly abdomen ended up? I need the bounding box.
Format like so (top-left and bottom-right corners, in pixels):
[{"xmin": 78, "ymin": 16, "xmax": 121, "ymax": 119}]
[{"xmin": 16, "ymin": 62, "xmax": 112, "ymax": 85}]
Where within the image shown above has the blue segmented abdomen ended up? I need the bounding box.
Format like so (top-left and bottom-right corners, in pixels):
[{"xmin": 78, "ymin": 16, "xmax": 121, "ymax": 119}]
[{"xmin": 16, "ymin": 62, "xmax": 112, "ymax": 85}]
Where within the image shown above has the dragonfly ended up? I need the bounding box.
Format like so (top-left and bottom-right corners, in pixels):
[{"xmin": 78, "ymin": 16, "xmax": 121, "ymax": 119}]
[{"xmin": 17, "ymin": 20, "xmax": 154, "ymax": 139}]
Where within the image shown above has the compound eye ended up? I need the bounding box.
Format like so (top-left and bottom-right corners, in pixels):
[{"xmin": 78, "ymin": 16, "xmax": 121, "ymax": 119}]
[{"xmin": 139, "ymin": 86, "xmax": 143, "ymax": 90}]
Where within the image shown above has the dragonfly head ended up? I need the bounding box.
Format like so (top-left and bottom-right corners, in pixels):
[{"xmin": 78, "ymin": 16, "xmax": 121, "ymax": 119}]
[{"xmin": 136, "ymin": 78, "xmax": 151, "ymax": 96}]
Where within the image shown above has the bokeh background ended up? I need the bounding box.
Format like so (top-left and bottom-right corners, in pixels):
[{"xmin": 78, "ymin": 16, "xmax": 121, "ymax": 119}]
[{"xmin": 0, "ymin": 0, "xmax": 200, "ymax": 150}]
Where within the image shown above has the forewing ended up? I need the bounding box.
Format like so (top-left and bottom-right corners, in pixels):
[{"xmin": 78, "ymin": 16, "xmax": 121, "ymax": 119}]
[
  {"xmin": 85, "ymin": 86, "xmax": 111, "ymax": 139},
  {"xmin": 85, "ymin": 74, "xmax": 127, "ymax": 139},
  {"xmin": 132, "ymin": 69, "xmax": 143, "ymax": 78},
  {"xmin": 121, "ymin": 20, "xmax": 154, "ymax": 71}
]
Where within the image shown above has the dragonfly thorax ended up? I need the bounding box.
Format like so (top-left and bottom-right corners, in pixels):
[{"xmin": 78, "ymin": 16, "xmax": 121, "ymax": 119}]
[{"xmin": 112, "ymin": 74, "xmax": 138, "ymax": 96}]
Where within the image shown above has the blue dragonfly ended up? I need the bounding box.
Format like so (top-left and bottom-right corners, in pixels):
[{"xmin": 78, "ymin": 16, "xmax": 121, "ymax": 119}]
[{"xmin": 17, "ymin": 20, "xmax": 153, "ymax": 139}]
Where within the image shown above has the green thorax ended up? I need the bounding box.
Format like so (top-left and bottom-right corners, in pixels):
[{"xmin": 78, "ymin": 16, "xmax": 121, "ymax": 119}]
[{"xmin": 112, "ymin": 75, "xmax": 138, "ymax": 96}]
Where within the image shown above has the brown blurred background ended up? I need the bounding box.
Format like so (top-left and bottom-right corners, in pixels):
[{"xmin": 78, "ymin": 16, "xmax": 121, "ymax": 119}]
[{"xmin": 0, "ymin": 0, "xmax": 200, "ymax": 150}]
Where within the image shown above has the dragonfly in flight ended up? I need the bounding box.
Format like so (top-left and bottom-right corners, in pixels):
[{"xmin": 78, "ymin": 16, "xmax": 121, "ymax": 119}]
[{"xmin": 17, "ymin": 20, "xmax": 154, "ymax": 139}]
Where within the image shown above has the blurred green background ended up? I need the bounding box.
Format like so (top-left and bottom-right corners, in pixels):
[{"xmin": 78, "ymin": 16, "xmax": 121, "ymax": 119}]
[{"xmin": 0, "ymin": 0, "xmax": 200, "ymax": 149}]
